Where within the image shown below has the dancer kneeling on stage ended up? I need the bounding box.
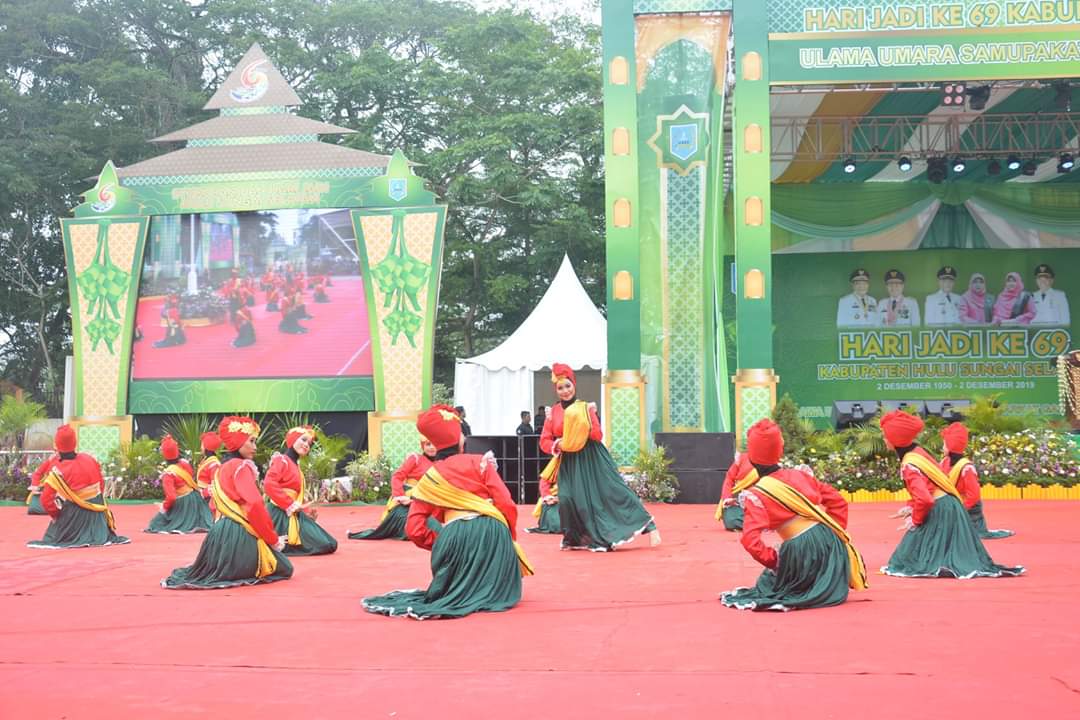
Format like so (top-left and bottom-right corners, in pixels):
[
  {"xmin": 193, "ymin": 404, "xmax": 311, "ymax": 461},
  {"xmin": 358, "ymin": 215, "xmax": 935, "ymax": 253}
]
[
  {"xmin": 195, "ymin": 431, "xmax": 221, "ymax": 503},
  {"xmin": 940, "ymin": 422, "xmax": 1014, "ymax": 539},
  {"xmin": 526, "ymin": 464, "xmax": 561, "ymax": 534},
  {"xmin": 714, "ymin": 451, "xmax": 756, "ymax": 531},
  {"xmin": 540, "ymin": 363, "xmax": 659, "ymax": 550},
  {"xmin": 28, "ymin": 425, "xmax": 130, "ymax": 549},
  {"xmin": 162, "ymin": 416, "xmax": 293, "ymax": 589},
  {"xmin": 232, "ymin": 305, "xmax": 256, "ymax": 348},
  {"xmin": 879, "ymin": 411, "xmax": 1023, "ymax": 578},
  {"xmin": 348, "ymin": 437, "xmax": 437, "ymax": 540},
  {"xmin": 362, "ymin": 405, "xmax": 533, "ymax": 619},
  {"xmin": 264, "ymin": 425, "xmax": 337, "ymax": 556},
  {"xmin": 146, "ymin": 435, "xmax": 213, "ymax": 534},
  {"xmin": 278, "ymin": 295, "xmax": 308, "ymax": 334},
  {"xmin": 153, "ymin": 298, "xmax": 186, "ymax": 348},
  {"xmin": 721, "ymin": 420, "xmax": 867, "ymax": 611},
  {"xmin": 314, "ymin": 277, "xmax": 330, "ymax": 303}
]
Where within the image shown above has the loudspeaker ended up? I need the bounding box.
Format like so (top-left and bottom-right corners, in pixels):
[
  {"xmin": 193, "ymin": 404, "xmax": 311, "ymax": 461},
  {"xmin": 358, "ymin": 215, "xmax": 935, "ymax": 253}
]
[
  {"xmin": 465, "ymin": 436, "xmax": 522, "ymax": 502},
  {"xmin": 925, "ymin": 399, "xmax": 971, "ymax": 422},
  {"xmin": 654, "ymin": 432, "xmax": 735, "ymax": 470},
  {"xmin": 832, "ymin": 401, "xmax": 879, "ymax": 429},
  {"xmin": 672, "ymin": 469, "xmax": 724, "ymax": 504},
  {"xmin": 880, "ymin": 400, "xmax": 927, "ymax": 415}
]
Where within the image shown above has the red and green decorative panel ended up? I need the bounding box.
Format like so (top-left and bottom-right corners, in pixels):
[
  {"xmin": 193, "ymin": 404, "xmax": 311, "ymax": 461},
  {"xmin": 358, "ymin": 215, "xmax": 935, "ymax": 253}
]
[
  {"xmin": 608, "ymin": 386, "xmax": 644, "ymax": 466},
  {"xmin": 381, "ymin": 420, "xmax": 422, "ymax": 469},
  {"xmin": 75, "ymin": 424, "xmax": 122, "ymax": 461}
]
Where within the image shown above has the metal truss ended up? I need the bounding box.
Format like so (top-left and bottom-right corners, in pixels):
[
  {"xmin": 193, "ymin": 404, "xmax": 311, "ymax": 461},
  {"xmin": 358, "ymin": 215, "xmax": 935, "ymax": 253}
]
[{"xmin": 770, "ymin": 112, "xmax": 1080, "ymax": 161}]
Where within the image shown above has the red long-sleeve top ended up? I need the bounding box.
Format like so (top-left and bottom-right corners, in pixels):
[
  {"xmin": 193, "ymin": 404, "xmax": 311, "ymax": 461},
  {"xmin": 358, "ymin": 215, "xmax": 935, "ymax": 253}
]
[
  {"xmin": 264, "ymin": 453, "xmax": 303, "ymax": 511},
  {"xmin": 940, "ymin": 455, "xmax": 981, "ymax": 509},
  {"xmin": 539, "ymin": 402, "xmax": 603, "ymax": 455},
  {"xmin": 160, "ymin": 459, "xmax": 196, "ymax": 512},
  {"xmin": 740, "ymin": 468, "xmax": 848, "ymax": 570},
  {"xmin": 721, "ymin": 454, "xmax": 755, "ymax": 501},
  {"xmin": 901, "ymin": 446, "xmax": 946, "ymax": 526},
  {"xmin": 29, "ymin": 454, "xmax": 59, "ymax": 489},
  {"xmin": 392, "ymin": 453, "xmax": 434, "ymax": 497},
  {"xmin": 217, "ymin": 458, "xmax": 278, "ymax": 545},
  {"xmin": 40, "ymin": 454, "xmax": 106, "ymax": 519},
  {"xmin": 405, "ymin": 453, "xmax": 518, "ymax": 551},
  {"xmin": 196, "ymin": 456, "xmax": 220, "ymax": 499}
]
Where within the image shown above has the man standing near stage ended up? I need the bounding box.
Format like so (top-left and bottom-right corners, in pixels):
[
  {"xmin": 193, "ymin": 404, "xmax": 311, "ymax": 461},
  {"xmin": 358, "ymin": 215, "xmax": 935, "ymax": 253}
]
[
  {"xmin": 878, "ymin": 269, "xmax": 920, "ymax": 326},
  {"xmin": 924, "ymin": 265, "xmax": 962, "ymax": 326},
  {"xmin": 836, "ymin": 268, "xmax": 879, "ymax": 327}
]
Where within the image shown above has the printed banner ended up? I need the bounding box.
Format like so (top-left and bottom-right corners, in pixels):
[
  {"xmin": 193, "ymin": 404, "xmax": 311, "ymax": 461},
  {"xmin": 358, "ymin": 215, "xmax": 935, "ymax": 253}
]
[{"xmin": 774, "ymin": 248, "xmax": 1077, "ymax": 423}]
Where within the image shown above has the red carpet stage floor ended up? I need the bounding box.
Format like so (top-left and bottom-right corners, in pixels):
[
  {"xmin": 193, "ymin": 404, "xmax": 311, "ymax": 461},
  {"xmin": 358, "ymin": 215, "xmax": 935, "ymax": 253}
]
[
  {"xmin": 131, "ymin": 276, "xmax": 373, "ymax": 380},
  {"xmin": 1, "ymin": 502, "xmax": 1077, "ymax": 719}
]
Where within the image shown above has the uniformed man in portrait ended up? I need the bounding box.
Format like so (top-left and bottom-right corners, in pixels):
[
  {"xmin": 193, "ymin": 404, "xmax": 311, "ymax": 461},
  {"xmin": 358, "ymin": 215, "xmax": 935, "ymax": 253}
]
[
  {"xmin": 924, "ymin": 265, "xmax": 962, "ymax": 326},
  {"xmin": 837, "ymin": 268, "xmax": 879, "ymax": 327},
  {"xmin": 878, "ymin": 269, "xmax": 920, "ymax": 327},
  {"xmin": 1031, "ymin": 264, "xmax": 1070, "ymax": 326}
]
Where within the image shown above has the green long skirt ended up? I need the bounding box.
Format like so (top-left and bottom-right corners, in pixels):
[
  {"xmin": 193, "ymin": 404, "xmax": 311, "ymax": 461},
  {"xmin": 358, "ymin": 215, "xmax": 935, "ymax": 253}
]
[
  {"xmin": 27, "ymin": 494, "xmax": 47, "ymax": 515},
  {"xmin": 968, "ymin": 501, "xmax": 1014, "ymax": 539},
  {"xmin": 348, "ymin": 504, "xmax": 409, "ymax": 540},
  {"xmin": 161, "ymin": 516, "xmax": 294, "ymax": 589},
  {"xmin": 362, "ymin": 515, "xmax": 522, "ymax": 620},
  {"xmin": 882, "ymin": 495, "xmax": 1024, "ymax": 578},
  {"xmin": 27, "ymin": 495, "xmax": 130, "ymax": 549},
  {"xmin": 145, "ymin": 492, "xmax": 214, "ymax": 534},
  {"xmin": 558, "ymin": 440, "xmax": 655, "ymax": 551},
  {"xmin": 267, "ymin": 503, "xmax": 338, "ymax": 556},
  {"xmin": 525, "ymin": 502, "xmax": 561, "ymax": 534},
  {"xmin": 721, "ymin": 505, "xmax": 744, "ymax": 532},
  {"xmin": 721, "ymin": 524, "xmax": 850, "ymax": 611}
]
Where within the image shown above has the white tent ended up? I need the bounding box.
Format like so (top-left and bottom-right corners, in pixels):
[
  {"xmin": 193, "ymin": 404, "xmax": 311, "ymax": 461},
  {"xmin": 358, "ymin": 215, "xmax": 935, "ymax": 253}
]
[{"xmin": 454, "ymin": 255, "xmax": 606, "ymax": 435}]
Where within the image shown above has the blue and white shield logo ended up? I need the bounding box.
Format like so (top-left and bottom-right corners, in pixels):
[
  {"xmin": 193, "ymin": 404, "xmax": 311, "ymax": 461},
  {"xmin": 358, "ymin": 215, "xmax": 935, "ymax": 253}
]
[
  {"xmin": 669, "ymin": 123, "xmax": 698, "ymax": 161},
  {"xmin": 388, "ymin": 178, "xmax": 407, "ymax": 202}
]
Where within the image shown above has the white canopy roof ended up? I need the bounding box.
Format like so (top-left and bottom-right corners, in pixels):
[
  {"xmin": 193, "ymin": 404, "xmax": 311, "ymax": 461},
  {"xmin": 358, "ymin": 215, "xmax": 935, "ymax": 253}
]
[{"xmin": 461, "ymin": 254, "xmax": 607, "ymax": 371}]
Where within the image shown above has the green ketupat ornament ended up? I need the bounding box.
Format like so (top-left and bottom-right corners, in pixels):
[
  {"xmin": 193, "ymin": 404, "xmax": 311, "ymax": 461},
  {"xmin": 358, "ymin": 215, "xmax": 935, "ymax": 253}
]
[
  {"xmin": 372, "ymin": 212, "xmax": 430, "ymax": 347},
  {"xmin": 78, "ymin": 227, "xmax": 130, "ymax": 353}
]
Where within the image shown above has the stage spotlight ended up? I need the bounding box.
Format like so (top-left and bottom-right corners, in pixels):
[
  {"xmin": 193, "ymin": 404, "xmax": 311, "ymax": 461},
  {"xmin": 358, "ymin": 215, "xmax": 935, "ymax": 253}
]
[
  {"xmin": 941, "ymin": 82, "xmax": 965, "ymax": 107},
  {"xmin": 927, "ymin": 156, "xmax": 948, "ymax": 183},
  {"xmin": 897, "ymin": 156, "xmax": 912, "ymax": 172},
  {"xmin": 966, "ymin": 85, "xmax": 991, "ymax": 111},
  {"xmin": 1054, "ymin": 81, "xmax": 1072, "ymax": 111},
  {"xmin": 988, "ymin": 159, "xmax": 1002, "ymax": 175},
  {"xmin": 1006, "ymin": 155, "xmax": 1022, "ymax": 171},
  {"xmin": 843, "ymin": 157, "xmax": 857, "ymax": 173},
  {"xmin": 952, "ymin": 156, "xmax": 967, "ymax": 173},
  {"xmin": 1022, "ymin": 159, "xmax": 1038, "ymax": 176},
  {"xmin": 1060, "ymin": 152, "xmax": 1075, "ymax": 170}
]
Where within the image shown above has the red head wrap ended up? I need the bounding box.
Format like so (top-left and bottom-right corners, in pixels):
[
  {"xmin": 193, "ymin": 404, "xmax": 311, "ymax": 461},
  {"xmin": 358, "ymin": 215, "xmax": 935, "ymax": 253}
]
[
  {"xmin": 160, "ymin": 434, "xmax": 180, "ymax": 461},
  {"xmin": 54, "ymin": 424, "xmax": 77, "ymax": 454},
  {"xmin": 285, "ymin": 425, "xmax": 316, "ymax": 449},
  {"xmin": 218, "ymin": 415, "xmax": 260, "ymax": 452},
  {"xmin": 941, "ymin": 422, "xmax": 969, "ymax": 454},
  {"xmin": 746, "ymin": 419, "xmax": 784, "ymax": 466},
  {"xmin": 201, "ymin": 432, "xmax": 221, "ymax": 454},
  {"xmin": 416, "ymin": 405, "xmax": 463, "ymax": 450},
  {"xmin": 880, "ymin": 410, "xmax": 924, "ymax": 448},
  {"xmin": 551, "ymin": 363, "xmax": 576, "ymax": 386}
]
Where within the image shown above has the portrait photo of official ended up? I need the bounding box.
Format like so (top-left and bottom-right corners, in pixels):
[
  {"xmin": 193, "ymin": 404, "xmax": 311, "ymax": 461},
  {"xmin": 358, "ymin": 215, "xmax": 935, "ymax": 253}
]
[
  {"xmin": 991, "ymin": 271, "xmax": 1035, "ymax": 326},
  {"xmin": 836, "ymin": 267, "xmax": 879, "ymax": 327},
  {"xmin": 1030, "ymin": 263, "xmax": 1070, "ymax": 326},
  {"xmin": 958, "ymin": 272, "xmax": 994, "ymax": 325},
  {"xmin": 877, "ymin": 269, "xmax": 920, "ymax": 327},
  {"xmin": 924, "ymin": 265, "xmax": 961, "ymax": 326}
]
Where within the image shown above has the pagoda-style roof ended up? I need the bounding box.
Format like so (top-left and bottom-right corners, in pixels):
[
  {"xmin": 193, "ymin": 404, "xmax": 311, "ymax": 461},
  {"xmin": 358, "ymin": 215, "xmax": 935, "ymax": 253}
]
[{"xmin": 115, "ymin": 42, "xmax": 386, "ymax": 182}]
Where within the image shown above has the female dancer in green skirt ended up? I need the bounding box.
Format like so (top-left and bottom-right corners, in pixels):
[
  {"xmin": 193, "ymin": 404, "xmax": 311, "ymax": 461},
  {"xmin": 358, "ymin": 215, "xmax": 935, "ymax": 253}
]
[
  {"xmin": 145, "ymin": 435, "xmax": 213, "ymax": 534},
  {"xmin": 264, "ymin": 425, "xmax": 337, "ymax": 555},
  {"xmin": 28, "ymin": 425, "xmax": 130, "ymax": 549},
  {"xmin": 362, "ymin": 405, "xmax": 533, "ymax": 619},
  {"xmin": 162, "ymin": 416, "xmax": 293, "ymax": 589},
  {"xmin": 721, "ymin": 420, "xmax": 868, "ymax": 611},
  {"xmin": 348, "ymin": 438, "xmax": 437, "ymax": 540},
  {"xmin": 879, "ymin": 411, "xmax": 1023, "ymax": 579},
  {"xmin": 538, "ymin": 364, "xmax": 659, "ymax": 551},
  {"xmin": 525, "ymin": 473, "xmax": 561, "ymax": 534},
  {"xmin": 939, "ymin": 422, "xmax": 1014, "ymax": 539}
]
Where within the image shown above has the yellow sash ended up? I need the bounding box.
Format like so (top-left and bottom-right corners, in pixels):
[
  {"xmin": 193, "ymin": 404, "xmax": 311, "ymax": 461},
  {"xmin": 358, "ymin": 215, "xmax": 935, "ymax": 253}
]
[
  {"xmin": 902, "ymin": 452, "xmax": 963, "ymax": 502},
  {"xmin": 166, "ymin": 463, "xmax": 197, "ymax": 493},
  {"xmin": 753, "ymin": 476, "xmax": 869, "ymax": 591},
  {"xmin": 715, "ymin": 467, "xmax": 759, "ymax": 521},
  {"xmin": 42, "ymin": 469, "xmax": 117, "ymax": 532},
  {"xmin": 377, "ymin": 484, "xmax": 416, "ymax": 524},
  {"xmin": 539, "ymin": 401, "xmax": 591, "ymax": 491},
  {"xmin": 195, "ymin": 457, "xmax": 219, "ymax": 489},
  {"xmin": 532, "ymin": 482, "xmax": 558, "ymax": 519},
  {"xmin": 412, "ymin": 467, "xmax": 534, "ymax": 577},
  {"xmin": 947, "ymin": 457, "xmax": 971, "ymax": 486},
  {"xmin": 210, "ymin": 471, "xmax": 277, "ymax": 578}
]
